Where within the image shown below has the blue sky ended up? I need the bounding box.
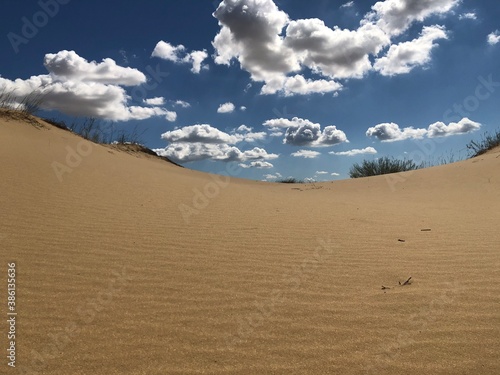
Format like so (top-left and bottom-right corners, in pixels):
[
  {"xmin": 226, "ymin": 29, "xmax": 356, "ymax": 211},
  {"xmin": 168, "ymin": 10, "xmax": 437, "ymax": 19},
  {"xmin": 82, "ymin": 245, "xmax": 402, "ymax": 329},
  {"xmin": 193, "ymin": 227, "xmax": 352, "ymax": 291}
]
[{"xmin": 1, "ymin": 0, "xmax": 499, "ymax": 181}]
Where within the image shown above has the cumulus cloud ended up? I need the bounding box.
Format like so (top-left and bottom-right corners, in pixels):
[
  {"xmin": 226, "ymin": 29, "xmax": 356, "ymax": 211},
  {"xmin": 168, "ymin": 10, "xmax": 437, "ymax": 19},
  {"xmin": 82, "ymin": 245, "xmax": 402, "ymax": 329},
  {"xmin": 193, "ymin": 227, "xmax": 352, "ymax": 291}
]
[
  {"xmin": 155, "ymin": 143, "xmax": 278, "ymax": 163},
  {"xmin": 263, "ymin": 172, "xmax": 282, "ymax": 180},
  {"xmin": 156, "ymin": 123, "xmax": 276, "ymax": 164},
  {"xmin": 366, "ymin": 0, "xmax": 459, "ymax": 36},
  {"xmin": 374, "ymin": 25, "xmax": 448, "ymax": 76},
  {"xmin": 315, "ymin": 171, "xmax": 329, "ymax": 175},
  {"xmin": 329, "ymin": 147, "xmax": 377, "ymax": 156},
  {"xmin": 152, "ymin": 41, "xmax": 208, "ymax": 73},
  {"xmin": 212, "ymin": 0, "xmax": 456, "ymax": 95},
  {"xmin": 366, "ymin": 122, "xmax": 427, "ymax": 142},
  {"xmin": 367, "ymin": 118, "xmax": 481, "ymax": 141},
  {"xmin": 0, "ymin": 50, "xmax": 176, "ymax": 122},
  {"xmin": 144, "ymin": 97, "xmax": 165, "ymax": 106},
  {"xmin": 427, "ymin": 118, "xmax": 481, "ymax": 137},
  {"xmin": 331, "ymin": 173, "xmax": 340, "ymax": 176},
  {"xmin": 487, "ymin": 30, "xmax": 500, "ymax": 46},
  {"xmin": 291, "ymin": 150, "xmax": 321, "ymax": 158},
  {"xmin": 239, "ymin": 161, "xmax": 274, "ymax": 168},
  {"xmin": 217, "ymin": 102, "xmax": 236, "ymax": 113},
  {"xmin": 263, "ymin": 117, "xmax": 348, "ymax": 147},
  {"xmin": 161, "ymin": 124, "xmax": 239, "ymax": 144}
]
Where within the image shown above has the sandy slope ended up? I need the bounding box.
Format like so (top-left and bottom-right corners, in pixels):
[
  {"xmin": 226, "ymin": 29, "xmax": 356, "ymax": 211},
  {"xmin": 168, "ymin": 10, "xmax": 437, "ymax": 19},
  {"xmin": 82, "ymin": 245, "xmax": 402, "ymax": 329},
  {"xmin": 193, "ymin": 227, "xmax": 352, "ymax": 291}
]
[{"xmin": 1, "ymin": 114, "xmax": 499, "ymax": 375}]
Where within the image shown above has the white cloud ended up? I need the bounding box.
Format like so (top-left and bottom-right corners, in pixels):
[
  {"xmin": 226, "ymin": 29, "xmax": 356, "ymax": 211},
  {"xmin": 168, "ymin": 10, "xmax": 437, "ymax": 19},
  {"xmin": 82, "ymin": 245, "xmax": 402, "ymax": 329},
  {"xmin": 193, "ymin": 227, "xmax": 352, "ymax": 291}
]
[
  {"xmin": 366, "ymin": 122, "xmax": 427, "ymax": 142},
  {"xmin": 367, "ymin": 118, "xmax": 481, "ymax": 141},
  {"xmin": 374, "ymin": 25, "xmax": 448, "ymax": 76},
  {"xmin": 44, "ymin": 50, "xmax": 146, "ymax": 85},
  {"xmin": 144, "ymin": 97, "xmax": 165, "ymax": 106},
  {"xmin": 329, "ymin": 146, "xmax": 378, "ymax": 156},
  {"xmin": 263, "ymin": 172, "xmax": 282, "ymax": 180},
  {"xmin": 217, "ymin": 102, "xmax": 236, "ymax": 113},
  {"xmin": 291, "ymin": 150, "xmax": 321, "ymax": 159},
  {"xmin": 304, "ymin": 177, "xmax": 316, "ymax": 183},
  {"xmin": 340, "ymin": 1, "xmax": 354, "ymax": 9},
  {"xmin": 459, "ymin": 12, "xmax": 477, "ymax": 20},
  {"xmin": 173, "ymin": 100, "xmax": 191, "ymax": 108},
  {"xmin": 152, "ymin": 41, "xmax": 208, "ymax": 73},
  {"xmin": 154, "ymin": 143, "xmax": 278, "ymax": 163},
  {"xmin": 263, "ymin": 117, "xmax": 348, "ymax": 147},
  {"xmin": 331, "ymin": 173, "xmax": 340, "ymax": 176},
  {"xmin": 366, "ymin": 0, "xmax": 459, "ymax": 36},
  {"xmin": 240, "ymin": 106, "xmax": 247, "ymax": 111},
  {"xmin": 212, "ymin": 0, "xmax": 456, "ymax": 95},
  {"xmin": 315, "ymin": 171, "xmax": 329, "ymax": 175},
  {"xmin": 487, "ymin": 30, "xmax": 500, "ymax": 46},
  {"xmin": 427, "ymin": 118, "xmax": 481, "ymax": 137},
  {"xmin": 236, "ymin": 124, "xmax": 252, "ymax": 133},
  {"xmin": 239, "ymin": 161, "xmax": 274, "ymax": 169},
  {"xmin": 0, "ymin": 50, "xmax": 176, "ymax": 122},
  {"xmin": 161, "ymin": 124, "xmax": 239, "ymax": 144}
]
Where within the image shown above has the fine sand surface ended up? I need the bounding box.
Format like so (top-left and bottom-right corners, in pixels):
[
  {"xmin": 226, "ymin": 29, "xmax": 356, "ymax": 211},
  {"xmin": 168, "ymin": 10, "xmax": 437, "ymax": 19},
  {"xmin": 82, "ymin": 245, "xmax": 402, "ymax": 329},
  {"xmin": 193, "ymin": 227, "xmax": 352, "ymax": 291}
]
[{"xmin": 1, "ymin": 113, "xmax": 500, "ymax": 374}]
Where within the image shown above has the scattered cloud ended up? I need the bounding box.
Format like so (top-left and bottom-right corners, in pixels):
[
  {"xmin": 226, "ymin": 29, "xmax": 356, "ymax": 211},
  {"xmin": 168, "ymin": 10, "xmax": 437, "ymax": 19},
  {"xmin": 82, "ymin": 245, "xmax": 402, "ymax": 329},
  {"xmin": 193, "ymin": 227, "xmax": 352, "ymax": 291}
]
[
  {"xmin": 144, "ymin": 97, "xmax": 165, "ymax": 106},
  {"xmin": 212, "ymin": 0, "xmax": 457, "ymax": 95},
  {"xmin": 458, "ymin": 12, "xmax": 477, "ymax": 20},
  {"xmin": 239, "ymin": 161, "xmax": 274, "ymax": 169},
  {"xmin": 240, "ymin": 106, "xmax": 247, "ymax": 111},
  {"xmin": 427, "ymin": 118, "xmax": 481, "ymax": 137},
  {"xmin": 152, "ymin": 40, "xmax": 208, "ymax": 73},
  {"xmin": 304, "ymin": 177, "xmax": 316, "ymax": 183},
  {"xmin": 331, "ymin": 173, "xmax": 340, "ymax": 176},
  {"xmin": 291, "ymin": 150, "xmax": 321, "ymax": 159},
  {"xmin": 487, "ymin": 30, "xmax": 500, "ymax": 46},
  {"xmin": 366, "ymin": 122, "xmax": 427, "ymax": 142},
  {"xmin": 263, "ymin": 117, "xmax": 348, "ymax": 147},
  {"xmin": 161, "ymin": 124, "xmax": 239, "ymax": 144},
  {"xmin": 315, "ymin": 171, "xmax": 329, "ymax": 175},
  {"xmin": 330, "ymin": 147, "xmax": 377, "ymax": 156},
  {"xmin": 173, "ymin": 100, "xmax": 191, "ymax": 108},
  {"xmin": 340, "ymin": 1, "xmax": 354, "ymax": 9},
  {"xmin": 155, "ymin": 143, "xmax": 278, "ymax": 163},
  {"xmin": 0, "ymin": 50, "xmax": 177, "ymax": 122},
  {"xmin": 374, "ymin": 25, "xmax": 448, "ymax": 76},
  {"xmin": 263, "ymin": 172, "xmax": 282, "ymax": 180},
  {"xmin": 367, "ymin": 118, "xmax": 481, "ymax": 141},
  {"xmin": 217, "ymin": 102, "xmax": 236, "ymax": 113}
]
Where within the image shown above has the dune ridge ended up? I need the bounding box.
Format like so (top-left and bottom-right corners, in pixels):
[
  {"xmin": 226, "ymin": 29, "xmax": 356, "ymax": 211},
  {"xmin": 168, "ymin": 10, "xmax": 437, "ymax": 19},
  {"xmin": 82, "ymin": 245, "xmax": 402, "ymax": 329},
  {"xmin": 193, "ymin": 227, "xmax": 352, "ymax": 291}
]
[{"xmin": 1, "ymin": 115, "xmax": 499, "ymax": 374}]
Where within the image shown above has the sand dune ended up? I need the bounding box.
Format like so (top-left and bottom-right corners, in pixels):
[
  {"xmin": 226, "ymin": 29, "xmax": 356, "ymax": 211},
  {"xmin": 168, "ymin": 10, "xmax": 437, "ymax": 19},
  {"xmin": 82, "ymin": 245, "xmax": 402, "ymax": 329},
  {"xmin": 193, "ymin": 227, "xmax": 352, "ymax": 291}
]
[{"xmin": 1, "ymin": 113, "xmax": 500, "ymax": 374}]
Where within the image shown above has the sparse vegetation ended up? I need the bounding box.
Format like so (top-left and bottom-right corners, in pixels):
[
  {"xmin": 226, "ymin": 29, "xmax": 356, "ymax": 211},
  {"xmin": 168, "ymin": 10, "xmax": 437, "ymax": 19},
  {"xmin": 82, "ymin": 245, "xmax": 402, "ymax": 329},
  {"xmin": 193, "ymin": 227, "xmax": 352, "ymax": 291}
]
[
  {"xmin": 276, "ymin": 177, "xmax": 304, "ymax": 183},
  {"xmin": 0, "ymin": 88, "xmax": 45, "ymax": 115},
  {"xmin": 349, "ymin": 157, "xmax": 422, "ymax": 178},
  {"xmin": 466, "ymin": 129, "xmax": 500, "ymax": 158}
]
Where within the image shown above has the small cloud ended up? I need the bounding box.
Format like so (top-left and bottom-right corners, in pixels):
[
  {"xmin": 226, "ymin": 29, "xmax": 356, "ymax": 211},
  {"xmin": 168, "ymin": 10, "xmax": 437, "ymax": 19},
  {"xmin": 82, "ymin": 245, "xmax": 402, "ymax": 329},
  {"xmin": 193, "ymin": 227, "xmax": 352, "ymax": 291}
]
[
  {"xmin": 239, "ymin": 161, "xmax": 274, "ymax": 169},
  {"xmin": 217, "ymin": 102, "xmax": 235, "ymax": 114},
  {"xmin": 174, "ymin": 100, "xmax": 191, "ymax": 108},
  {"xmin": 427, "ymin": 118, "xmax": 481, "ymax": 137},
  {"xmin": 487, "ymin": 30, "xmax": 500, "ymax": 46},
  {"xmin": 459, "ymin": 12, "xmax": 477, "ymax": 20},
  {"xmin": 263, "ymin": 172, "xmax": 282, "ymax": 180},
  {"xmin": 152, "ymin": 41, "xmax": 208, "ymax": 73},
  {"xmin": 236, "ymin": 125, "xmax": 252, "ymax": 133},
  {"xmin": 315, "ymin": 171, "xmax": 329, "ymax": 175},
  {"xmin": 240, "ymin": 106, "xmax": 247, "ymax": 111},
  {"xmin": 331, "ymin": 173, "xmax": 340, "ymax": 176},
  {"xmin": 144, "ymin": 97, "xmax": 165, "ymax": 106},
  {"xmin": 366, "ymin": 123, "xmax": 427, "ymax": 142},
  {"xmin": 340, "ymin": 1, "xmax": 354, "ymax": 9},
  {"xmin": 304, "ymin": 177, "xmax": 316, "ymax": 183},
  {"xmin": 330, "ymin": 147, "xmax": 377, "ymax": 156},
  {"xmin": 291, "ymin": 150, "xmax": 321, "ymax": 159}
]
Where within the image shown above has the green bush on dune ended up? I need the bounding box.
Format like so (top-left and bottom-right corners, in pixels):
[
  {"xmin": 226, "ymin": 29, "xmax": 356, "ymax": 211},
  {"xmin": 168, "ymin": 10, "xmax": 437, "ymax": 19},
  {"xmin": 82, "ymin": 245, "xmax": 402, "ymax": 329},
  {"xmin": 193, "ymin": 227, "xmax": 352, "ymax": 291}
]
[{"xmin": 349, "ymin": 157, "xmax": 422, "ymax": 178}]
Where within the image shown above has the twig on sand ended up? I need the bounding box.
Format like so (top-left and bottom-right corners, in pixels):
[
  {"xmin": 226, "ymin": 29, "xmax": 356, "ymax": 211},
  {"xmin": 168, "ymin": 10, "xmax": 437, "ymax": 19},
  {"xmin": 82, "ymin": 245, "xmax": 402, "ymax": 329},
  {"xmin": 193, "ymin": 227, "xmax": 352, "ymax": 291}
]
[
  {"xmin": 381, "ymin": 285, "xmax": 391, "ymax": 290},
  {"xmin": 399, "ymin": 277, "xmax": 412, "ymax": 286},
  {"xmin": 421, "ymin": 229, "xmax": 431, "ymax": 232}
]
